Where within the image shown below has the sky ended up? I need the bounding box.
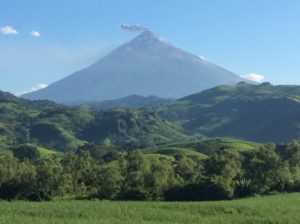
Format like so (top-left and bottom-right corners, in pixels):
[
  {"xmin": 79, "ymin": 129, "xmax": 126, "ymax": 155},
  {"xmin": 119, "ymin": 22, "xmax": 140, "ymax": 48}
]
[{"xmin": 1, "ymin": 0, "xmax": 300, "ymax": 95}]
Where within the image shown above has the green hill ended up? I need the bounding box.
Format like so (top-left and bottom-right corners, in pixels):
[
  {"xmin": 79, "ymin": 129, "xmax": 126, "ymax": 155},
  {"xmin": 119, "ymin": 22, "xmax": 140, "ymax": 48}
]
[
  {"xmin": 79, "ymin": 109, "xmax": 196, "ymax": 148},
  {"xmin": 71, "ymin": 95, "xmax": 173, "ymax": 109},
  {"xmin": 143, "ymin": 137, "xmax": 259, "ymax": 159},
  {"xmin": 143, "ymin": 146, "xmax": 208, "ymax": 160},
  {"xmin": 3, "ymin": 82, "xmax": 300, "ymax": 151},
  {"xmin": 0, "ymin": 90, "xmax": 195, "ymax": 151},
  {"xmin": 176, "ymin": 137, "xmax": 260, "ymax": 155},
  {"xmin": 158, "ymin": 82, "xmax": 300, "ymax": 143}
]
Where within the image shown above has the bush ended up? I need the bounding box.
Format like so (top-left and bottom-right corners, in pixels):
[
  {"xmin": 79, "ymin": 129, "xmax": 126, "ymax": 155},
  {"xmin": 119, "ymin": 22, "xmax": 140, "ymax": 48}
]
[{"xmin": 12, "ymin": 145, "xmax": 40, "ymax": 161}]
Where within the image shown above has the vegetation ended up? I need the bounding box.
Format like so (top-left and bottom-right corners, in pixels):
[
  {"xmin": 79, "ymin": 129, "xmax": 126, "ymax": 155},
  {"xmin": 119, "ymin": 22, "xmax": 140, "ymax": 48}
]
[
  {"xmin": 178, "ymin": 138, "xmax": 260, "ymax": 155},
  {"xmin": 73, "ymin": 95, "xmax": 173, "ymax": 109},
  {"xmin": 1, "ymin": 140, "xmax": 300, "ymax": 201},
  {"xmin": 3, "ymin": 84, "xmax": 300, "ymax": 204},
  {"xmin": 1, "ymin": 193, "xmax": 300, "ymax": 223},
  {"xmin": 3, "ymin": 82, "xmax": 300, "ymax": 152},
  {"xmin": 157, "ymin": 82, "xmax": 300, "ymax": 143},
  {"xmin": 0, "ymin": 90, "xmax": 196, "ymax": 151}
]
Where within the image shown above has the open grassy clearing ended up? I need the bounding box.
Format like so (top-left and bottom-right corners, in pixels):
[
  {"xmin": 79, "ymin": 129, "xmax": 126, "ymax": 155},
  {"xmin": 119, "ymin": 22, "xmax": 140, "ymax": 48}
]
[
  {"xmin": 1, "ymin": 193, "xmax": 300, "ymax": 224},
  {"xmin": 0, "ymin": 144, "xmax": 60, "ymax": 157}
]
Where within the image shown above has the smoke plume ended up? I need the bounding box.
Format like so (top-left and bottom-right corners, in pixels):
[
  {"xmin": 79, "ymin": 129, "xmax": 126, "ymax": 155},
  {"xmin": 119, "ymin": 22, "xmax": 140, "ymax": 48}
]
[{"xmin": 120, "ymin": 24, "xmax": 148, "ymax": 32}]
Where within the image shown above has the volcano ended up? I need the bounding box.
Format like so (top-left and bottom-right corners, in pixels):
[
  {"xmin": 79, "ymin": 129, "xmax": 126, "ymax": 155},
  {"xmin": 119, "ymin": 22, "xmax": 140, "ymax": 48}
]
[{"xmin": 23, "ymin": 30, "xmax": 247, "ymax": 103}]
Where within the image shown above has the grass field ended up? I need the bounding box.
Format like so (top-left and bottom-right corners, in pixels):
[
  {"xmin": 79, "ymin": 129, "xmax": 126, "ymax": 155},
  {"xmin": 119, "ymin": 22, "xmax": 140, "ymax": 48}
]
[
  {"xmin": 0, "ymin": 144, "xmax": 60, "ymax": 157},
  {"xmin": 143, "ymin": 146, "xmax": 208, "ymax": 160},
  {"xmin": 1, "ymin": 193, "xmax": 300, "ymax": 224},
  {"xmin": 181, "ymin": 137, "xmax": 260, "ymax": 155}
]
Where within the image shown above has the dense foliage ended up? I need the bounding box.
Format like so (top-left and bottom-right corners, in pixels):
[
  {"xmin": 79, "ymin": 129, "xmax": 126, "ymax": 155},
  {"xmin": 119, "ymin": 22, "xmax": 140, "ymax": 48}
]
[
  {"xmin": 71, "ymin": 95, "xmax": 173, "ymax": 109},
  {"xmin": 157, "ymin": 82, "xmax": 300, "ymax": 143},
  {"xmin": 3, "ymin": 84, "xmax": 300, "ymax": 202},
  {"xmin": 1, "ymin": 140, "xmax": 300, "ymax": 201},
  {"xmin": 0, "ymin": 90, "xmax": 195, "ymax": 151},
  {"xmin": 3, "ymin": 82, "xmax": 300, "ymax": 152}
]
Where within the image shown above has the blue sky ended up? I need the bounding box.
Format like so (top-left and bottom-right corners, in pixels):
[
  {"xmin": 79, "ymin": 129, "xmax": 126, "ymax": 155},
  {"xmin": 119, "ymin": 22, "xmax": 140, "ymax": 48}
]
[{"xmin": 1, "ymin": 0, "xmax": 300, "ymax": 95}]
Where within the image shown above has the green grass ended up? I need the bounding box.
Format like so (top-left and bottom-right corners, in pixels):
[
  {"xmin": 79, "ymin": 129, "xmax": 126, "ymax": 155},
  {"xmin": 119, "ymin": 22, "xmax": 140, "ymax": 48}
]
[
  {"xmin": 181, "ymin": 137, "xmax": 260, "ymax": 155},
  {"xmin": 209, "ymin": 137, "xmax": 260, "ymax": 152},
  {"xmin": 35, "ymin": 145, "xmax": 59, "ymax": 157},
  {"xmin": 0, "ymin": 148, "xmax": 12, "ymax": 156},
  {"xmin": 1, "ymin": 193, "xmax": 300, "ymax": 223},
  {"xmin": 0, "ymin": 144, "xmax": 60, "ymax": 157},
  {"xmin": 144, "ymin": 146, "xmax": 208, "ymax": 160},
  {"xmin": 142, "ymin": 137, "xmax": 258, "ymax": 159},
  {"xmin": 20, "ymin": 144, "xmax": 60, "ymax": 157}
]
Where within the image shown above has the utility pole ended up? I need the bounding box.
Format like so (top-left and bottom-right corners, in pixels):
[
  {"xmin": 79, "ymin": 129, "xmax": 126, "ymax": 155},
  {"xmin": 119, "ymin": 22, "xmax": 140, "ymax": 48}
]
[{"xmin": 25, "ymin": 128, "xmax": 30, "ymax": 144}]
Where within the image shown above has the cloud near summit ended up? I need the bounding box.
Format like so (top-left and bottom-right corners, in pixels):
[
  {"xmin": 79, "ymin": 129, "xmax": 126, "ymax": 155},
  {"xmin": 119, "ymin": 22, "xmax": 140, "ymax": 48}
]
[
  {"xmin": 16, "ymin": 83, "xmax": 48, "ymax": 96},
  {"xmin": 241, "ymin": 73, "xmax": 265, "ymax": 83}
]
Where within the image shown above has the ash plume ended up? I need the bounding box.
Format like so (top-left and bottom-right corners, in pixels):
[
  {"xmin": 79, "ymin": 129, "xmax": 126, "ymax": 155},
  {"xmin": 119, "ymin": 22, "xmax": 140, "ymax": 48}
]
[{"xmin": 120, "ymin": 24, "xmax": 148, "ymax": 32}]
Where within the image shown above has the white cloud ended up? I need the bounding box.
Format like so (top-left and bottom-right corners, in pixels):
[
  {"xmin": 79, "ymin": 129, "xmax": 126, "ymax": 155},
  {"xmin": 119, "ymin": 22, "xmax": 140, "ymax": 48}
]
[
  {"xmin": 241, "ymin": 73, "xmax": 265, "ymax": 83},
  {"xmin": 198, "ymin": 55, "xmax": 208, "ymax": 61},
  {"xmin": 0, "ymin": 25, "xmax": 18, "ymax": 35},
  {"xmin": 16, "ymin": 83, "xmax": 48, "ymax": 96},
  {"xmin": 30, "ymin": 30, "xmax": 41, "ymax": 37},
  {"xmin": 32, "ymin": 83, "xmax": 48, "ymax": 91}
]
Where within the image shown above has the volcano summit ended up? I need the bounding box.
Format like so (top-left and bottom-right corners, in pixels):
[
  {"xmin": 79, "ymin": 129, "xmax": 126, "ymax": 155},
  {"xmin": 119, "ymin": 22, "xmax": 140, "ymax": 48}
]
[{"xmin": 23, "ymin": 30, "xmax": 247, "ymax": 103}]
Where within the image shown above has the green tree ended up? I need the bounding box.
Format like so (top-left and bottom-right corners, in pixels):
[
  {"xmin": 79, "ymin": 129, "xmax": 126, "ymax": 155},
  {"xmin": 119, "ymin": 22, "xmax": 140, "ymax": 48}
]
[
  {"xmin": 146, "ymin": 158, "xmax": 177, "ymax": 200},
  {"xmin": 12, "ymin": 144, "xmax": 40, "ymax": 161},
  {"xmin": 35, "ymin": 156, "xmax": 64, "ymax": 200},
  {"xmin": 0, "ymin": 155, "xmax": 37, "ymax": 200},
  {"xmin": 61, "ymin": 150, "xmax": 94, "ymax": 198},
  {"xmin": 174, "ymin": 155, "xmax": 202, "ymax": 184},
  {"xmin": 243, "ymin": 144, "xmax": 290, "ymax": 194},
  {"xmin": 204, "ymin": 149, "xmax": 241, "ymax": 199},
  {"xmin": 120, "ymin": 150, "xmax": 151, "ymax": 200},
  {"xmin": 95, "ymin": 164, "xmax": 123, "ymax": 199},
  {"xmin": 285, "ymin": 141, "xmax": 300, "ymax": 186}
]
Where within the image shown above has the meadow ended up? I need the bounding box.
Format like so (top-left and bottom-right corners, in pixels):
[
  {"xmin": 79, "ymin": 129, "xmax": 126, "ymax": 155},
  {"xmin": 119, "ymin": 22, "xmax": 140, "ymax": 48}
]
[{"xmin": 1, "ymin": 193, "xmax": 300, "ymax": 224}]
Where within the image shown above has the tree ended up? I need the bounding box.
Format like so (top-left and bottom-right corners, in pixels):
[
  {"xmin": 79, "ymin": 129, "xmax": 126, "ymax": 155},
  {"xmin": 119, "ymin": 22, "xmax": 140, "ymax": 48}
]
[
  {"xmin": 280, "ymin": 141, "xmax": 300, "ymax": 190},
  {"xmin": 61, "ymin": 150, "xmax": 95, "ymax": 198},
  {"xmin": 0, "ymin": 155, "xmax": 37, "ymax": 200},
  {"xmin": 34, "ymin": 156, "xmax": 64, "ymax": 200},
  {"xmin": 95, "ymin": 164, "xmax": 123, "ymax": 199},
  {"xmin": 204, "ymin": 149, "xmax": 241, "ymax": 199},
  {"xmin": 120, "ymin": 150, "xmax": 151, "ymax": 200},
  {"xmin": 174, "ymin": 155, "xmax": 202, "ymax": 184},
  {"xmin": 146, "ymin": 157, "xmax": 177, "ymax": 200},
  {"xmin": 12, "ymin": 144, "xmax": 40, "ymax": 161},
  {"xmin": 243, "ymin": 144, "xmax": 290, "ymax": 194},
  {"xmin": 78, "ymin": 142, "xmax": 117, "ymax": 162}
]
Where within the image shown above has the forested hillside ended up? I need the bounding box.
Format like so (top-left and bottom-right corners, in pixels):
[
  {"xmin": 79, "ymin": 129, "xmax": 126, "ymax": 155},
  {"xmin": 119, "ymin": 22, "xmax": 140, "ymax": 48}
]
[
  {"xmin": 158, "ymin": 82, "xmax": 300, "ymax": 143},
  {"xmin": 2, "ymin": 86, "xmax": 300, "ymax": 202},
  {"xmin": 3, "ymin": 82, "xmax": 300, "ymax": 151},
  {"xmin": 0, "ymin": 90, "xmax": 194, "ymax": 151}
]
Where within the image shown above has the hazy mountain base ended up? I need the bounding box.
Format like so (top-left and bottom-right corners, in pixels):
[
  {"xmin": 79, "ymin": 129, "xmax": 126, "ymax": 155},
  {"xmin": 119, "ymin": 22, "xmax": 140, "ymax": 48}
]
[{"xmin": 66, "ymin": 95, "xmax": 174, "ymax": 109}]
